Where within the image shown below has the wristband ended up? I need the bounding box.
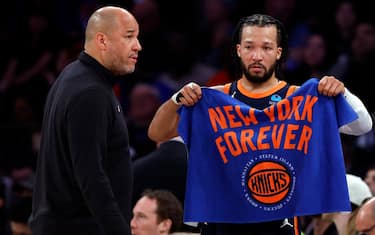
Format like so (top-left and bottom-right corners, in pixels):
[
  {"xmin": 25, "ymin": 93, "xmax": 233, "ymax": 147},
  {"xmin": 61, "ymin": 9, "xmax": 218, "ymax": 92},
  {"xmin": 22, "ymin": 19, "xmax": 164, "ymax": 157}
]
[{"xmin": 171, "ymin": 92, "xmax": 183, "ymax": 105}]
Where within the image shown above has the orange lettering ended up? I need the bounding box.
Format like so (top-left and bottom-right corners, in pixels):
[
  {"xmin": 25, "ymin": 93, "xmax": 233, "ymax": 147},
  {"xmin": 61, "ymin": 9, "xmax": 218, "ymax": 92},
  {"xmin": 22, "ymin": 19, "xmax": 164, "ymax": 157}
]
[
  {"xmin": 288, "ymin": 96, "xmax": 303, "ymax": 120},
  {"xmin": 297, "ymin": 125, "xmax": 312, "ymax": 154},
  {"xmin": 208, "ymin": 107, "xmax": 228, "ymax": 132},
  {"xmin": 301, "ymin": 95, "xmax": 318, "ymax": 122},
  {"xmin": 277, "ymin": 99, "xmax": 291, "ymax": 121},
  {"xmin": 235, "ymin": 105, "xmax": 258, "ymax": 125},
  {"xmin": 224, "ymin": 131, "xmax": 242, "ymax": 157},
  {"xmin": 223, "ymin": 105, "xmax": 242, "ymax": 128},
  {"xmin": 283, "ymin": 124, "xmax": 299, "ymax": 149},
  {"xmin": 258, "ymin": 126, "xmax": 271, "ymax": 150},
  {"xmin": 240, "ymin": 129, "xmax": 257, "ymax": 152},
  {"xmin": 264, "ymin": 106, "xmax": 275, "ymax": 122},
  {"xmin": 215, "ymin": 136, "xmax": 228, "ymax": 164},
  {"xmin": 271, "ymin": 124, "xmax": 285, "ymax": 149}
]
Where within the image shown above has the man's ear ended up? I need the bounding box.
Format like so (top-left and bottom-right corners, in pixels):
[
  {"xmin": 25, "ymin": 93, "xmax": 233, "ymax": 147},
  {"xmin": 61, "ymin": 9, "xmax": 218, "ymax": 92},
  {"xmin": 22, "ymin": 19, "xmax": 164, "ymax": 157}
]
[
  {"xmin": 96, "ymin": 32, "xmax": 107, "ymax": 50},
  {"xmin": 236, "ymin": 44, "xmax": 241, "ymax": 57},
  {"xmin": 159, "ymin": 218, "xmax": 172, "ymax": 233},
  {"xmin": 276, "ymin": 47, "xmax": 282, "ymax": 60}
]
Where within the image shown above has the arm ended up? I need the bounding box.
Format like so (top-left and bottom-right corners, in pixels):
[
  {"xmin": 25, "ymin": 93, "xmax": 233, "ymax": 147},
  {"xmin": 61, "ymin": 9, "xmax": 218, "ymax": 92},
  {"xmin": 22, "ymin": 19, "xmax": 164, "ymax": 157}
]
[
  {"xmin": 148, "ymin": 82, "xmax": 203, "ymax": 143},
  {"xmin": 317, "ymin": 76, "xmax": 373, "ymax": 136},
  {"xmin": 0, "ymin": 58, "xmax": 17, "ymax": 91},
  {"xmin": 147, "ymin": 99, "xmax": 181, "ymax": 143},
  {"xmin": 14, "ymin": 51, "xmax": 53, "ymax": 85},
  {"xmin": 339, "ymin": 88, "xmax": 373, "ymax": 135}
]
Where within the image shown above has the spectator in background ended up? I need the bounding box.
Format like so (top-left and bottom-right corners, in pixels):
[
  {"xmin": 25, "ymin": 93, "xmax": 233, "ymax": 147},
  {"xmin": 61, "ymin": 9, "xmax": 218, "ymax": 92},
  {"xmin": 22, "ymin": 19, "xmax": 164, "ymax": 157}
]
[
  {"xmin": 0, "ymin": 182, "xmax": 9, "ymax": 235},
  {"xmin": 324, "ymin": 174, "xmax": 372, "ymax": 235},
  {"xmin": 199, "ymin": 0, "xmax": 238, "ymax": 86},
  {"xmin": 328, "ymin": 1, "xmax": 358, "ymax": 58},
  {"xmin": 0, "ymin": 95, "xmax": 38, "ymax": 180},
  {"xmin": 131, "ymin": 189, "xmax": 183, "ymax": 235},
  {"xmin": 152, "ymin": 31, "xmax": 216, "ymax": 102},
  {"xmin": 132, "ymin": 136, "xmax": 200, "ymax": 233},
  {"xmin": 0, "ymin": 7, "xmax": 56, "ymax": 122},
  {"xmin": 42, "ymin": 33, "xmax": 83, "ymax": 86},
  {"xmin": 127, "ymin": 83, "xmax": 161, "ymax": 159},
  {"xmin": 8, "ymin": 196, "xmax": 32, "ymax": 235},
  {"xmin": 286, "ymin": 32, "xmax": 335, "ymax": 86},
  {"xmin": 305, "ymin": 174, "xmax": 373, "ymax": 235},
  {"xmin": 365, "ymin": 165, "xmax": 375, "ymax": 196},
  {"xmin": 335, "ymin": 20, "xmax": 375, "ymax": 113},
  {"xmin": 196, "ymin": 0, "xmax": 236, "ymax": 69},
  {"xmin": 335, "ymin": 20, "xmax": 375, "ymax": 173},
  {"xmin": 356, "ymin": 197, "xmax": 375, "ymax": 235},
  {"xmin": 7, "ymin": 174, "xmax": 33, "ymax": 235},
  {"xmin": 324, "ymin": 1, "xmax": 359, "ymax": 81},
  {"xmin": 131, "ymin": 0, "xmax": 164, "ymax": 75},
  {"xmin": 132, "ymin": 136, "xmax": 187, "ymax": 206}
]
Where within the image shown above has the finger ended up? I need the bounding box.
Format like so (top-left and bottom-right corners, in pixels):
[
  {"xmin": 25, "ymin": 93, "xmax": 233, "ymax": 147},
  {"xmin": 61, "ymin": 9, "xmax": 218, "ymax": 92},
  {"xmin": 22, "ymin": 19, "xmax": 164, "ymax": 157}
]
[
  {"xmin": 189, "ymin": 83, "xmax": 202, "ymax": 98},
  {"xmin": 330, "ymin": 82, "xmax": 345, "ymax": 96},
  {"xmin": 326, "ymin": 85, "xmax": 337, "ymax": 97},
  {"xmin": 321, "ymin": 82, "xmax": 344, "ymax": 96},
  {"xmin": 185, "ymin": 83, "xmax": 202, "ymax": 99},
  {"xmin": 179, "ymin": 86, "xmax": 201, "ymax": 106},
  {"xmin": 326, "ymin": 80, "xmax": 344, "ymax": 96},
  {"xmin": 179, "ymin": 93, "xmax": 200, "ymax": 106},
  {"xmin": 317, "ymin": 80, "xmax": 326, "ymax": 95},
  {"xmin": 318, "ymin": 82, "xmax": 332, "ymax": 96},
  {"xmin": 319, "ymin": 76, "xmax": 328, "ymax": 85}
]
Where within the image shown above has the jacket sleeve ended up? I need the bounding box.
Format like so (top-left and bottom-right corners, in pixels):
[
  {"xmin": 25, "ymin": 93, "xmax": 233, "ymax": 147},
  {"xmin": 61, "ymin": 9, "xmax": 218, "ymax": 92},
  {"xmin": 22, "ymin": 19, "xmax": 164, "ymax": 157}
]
[{"xmin": 66, "ymin": 87, "xmax": 130, "ymax": 235}]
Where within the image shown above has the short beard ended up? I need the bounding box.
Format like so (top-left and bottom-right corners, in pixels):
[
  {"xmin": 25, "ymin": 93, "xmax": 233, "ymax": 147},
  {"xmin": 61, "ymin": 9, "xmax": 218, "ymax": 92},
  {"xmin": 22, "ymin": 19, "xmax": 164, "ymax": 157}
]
[{"xmin": 241, "ymin": 60, "xmax": 277, "ymax": 84}]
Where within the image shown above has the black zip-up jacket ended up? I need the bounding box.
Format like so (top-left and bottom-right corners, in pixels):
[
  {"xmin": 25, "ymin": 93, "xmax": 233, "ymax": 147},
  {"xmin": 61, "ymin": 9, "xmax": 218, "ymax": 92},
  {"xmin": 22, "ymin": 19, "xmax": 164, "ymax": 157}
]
[{"xmin": 30, "ymin": 52, "xmax": 132, "ymax": 235}]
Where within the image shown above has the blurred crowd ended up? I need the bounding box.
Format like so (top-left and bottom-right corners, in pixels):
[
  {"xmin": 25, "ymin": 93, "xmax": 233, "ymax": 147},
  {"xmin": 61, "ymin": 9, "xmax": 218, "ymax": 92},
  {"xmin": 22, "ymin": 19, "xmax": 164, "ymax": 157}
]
[{"xmin": 0, "ymin": 0, "xmax": 374, "ymax": 234}]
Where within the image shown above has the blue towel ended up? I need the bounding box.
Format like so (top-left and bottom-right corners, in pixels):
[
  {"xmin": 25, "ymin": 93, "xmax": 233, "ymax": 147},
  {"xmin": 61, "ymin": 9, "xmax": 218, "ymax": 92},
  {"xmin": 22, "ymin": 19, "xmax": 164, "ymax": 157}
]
[{"xmin": 178, "ymin": 78, "xmax": 357, "ymax": 223}]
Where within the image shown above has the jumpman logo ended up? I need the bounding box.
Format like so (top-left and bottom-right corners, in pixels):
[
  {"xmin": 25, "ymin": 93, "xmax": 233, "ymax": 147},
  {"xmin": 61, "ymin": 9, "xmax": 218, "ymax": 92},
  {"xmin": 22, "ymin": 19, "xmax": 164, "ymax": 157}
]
[{"xmin": 280, "ymin": 218, "xmax": 293, "ymax": 228}]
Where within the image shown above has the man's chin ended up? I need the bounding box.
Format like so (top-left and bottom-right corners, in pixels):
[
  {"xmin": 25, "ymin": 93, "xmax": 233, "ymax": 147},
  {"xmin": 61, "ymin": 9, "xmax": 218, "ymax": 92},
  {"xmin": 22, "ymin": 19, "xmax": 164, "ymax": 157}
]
[{"xmin": 245, "ymin": 75, "xmax": 266, "ymax": 83}]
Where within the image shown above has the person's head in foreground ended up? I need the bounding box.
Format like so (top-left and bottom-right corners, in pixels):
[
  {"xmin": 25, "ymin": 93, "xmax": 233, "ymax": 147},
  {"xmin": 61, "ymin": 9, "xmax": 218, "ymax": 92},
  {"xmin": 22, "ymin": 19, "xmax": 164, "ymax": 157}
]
[
  {"xmin": 356, "ymin": 196, "xmax": 375, "ymax": 235},
  {"xmin": 131, "ymin": 189, "xmax": 183, "ymax": 235}
]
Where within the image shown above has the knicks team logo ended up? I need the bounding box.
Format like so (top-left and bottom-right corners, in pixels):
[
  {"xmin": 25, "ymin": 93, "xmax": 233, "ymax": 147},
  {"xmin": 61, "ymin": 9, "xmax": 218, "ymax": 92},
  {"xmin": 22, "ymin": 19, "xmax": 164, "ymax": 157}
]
[{"xmin": 241, "ymin": 154, "xmax": 296, "ymax": 211}]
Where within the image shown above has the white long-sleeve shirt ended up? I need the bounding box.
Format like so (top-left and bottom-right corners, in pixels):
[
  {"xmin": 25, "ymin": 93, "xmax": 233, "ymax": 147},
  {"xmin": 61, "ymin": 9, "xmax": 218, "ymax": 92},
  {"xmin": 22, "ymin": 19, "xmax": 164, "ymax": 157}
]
[{"xmin": 340, "ymin": 88, "xmax": 373, "ymax": 135}]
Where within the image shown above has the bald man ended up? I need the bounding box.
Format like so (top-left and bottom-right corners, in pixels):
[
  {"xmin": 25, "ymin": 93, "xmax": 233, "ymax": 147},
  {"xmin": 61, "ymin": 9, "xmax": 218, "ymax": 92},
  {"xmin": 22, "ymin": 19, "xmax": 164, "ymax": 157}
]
[
  {"xmin": 356, "ymin": 197, "xmax": 375, "ymax": 235},
  {"xmin": 29, "ymin": 6, "xmax": 142, "ymax": 235}
]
